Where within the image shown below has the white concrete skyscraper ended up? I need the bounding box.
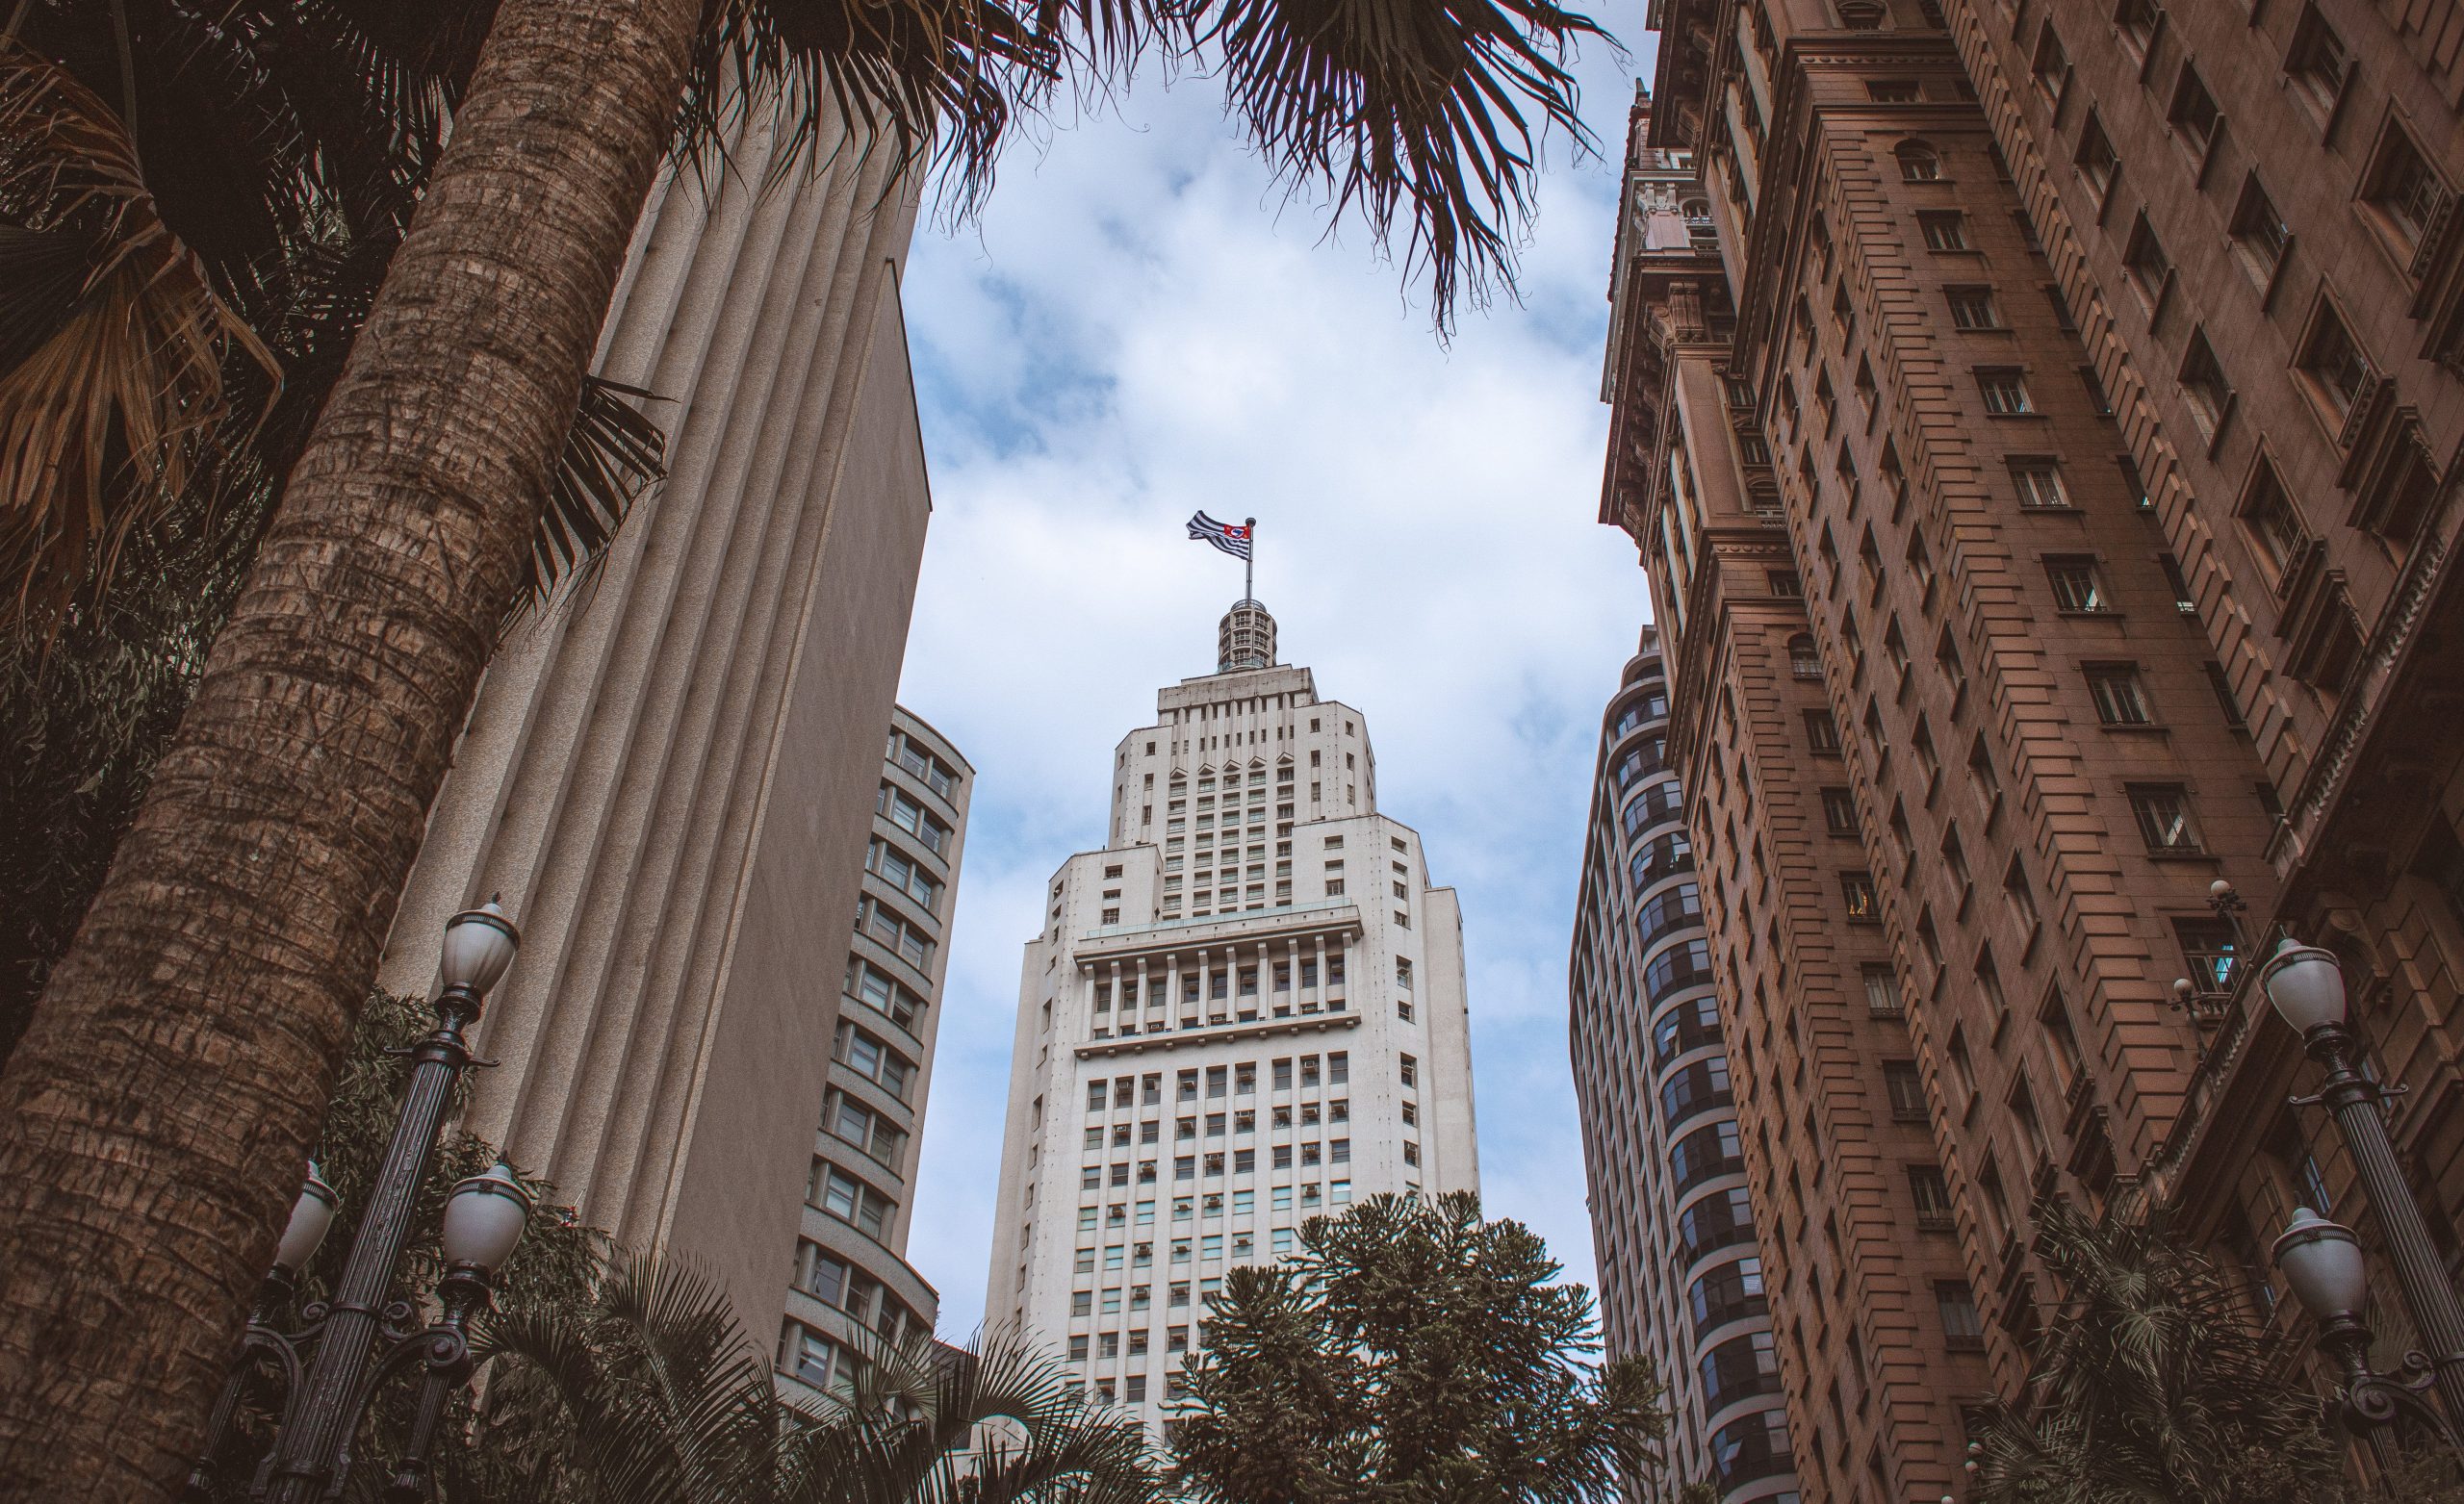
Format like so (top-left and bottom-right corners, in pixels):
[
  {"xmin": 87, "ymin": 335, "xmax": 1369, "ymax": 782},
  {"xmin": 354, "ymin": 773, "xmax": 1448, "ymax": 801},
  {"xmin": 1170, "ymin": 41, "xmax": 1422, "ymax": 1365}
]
[{"xmin": 985, "ymin": 599, "xmax": 1479, "ymax": 1440}]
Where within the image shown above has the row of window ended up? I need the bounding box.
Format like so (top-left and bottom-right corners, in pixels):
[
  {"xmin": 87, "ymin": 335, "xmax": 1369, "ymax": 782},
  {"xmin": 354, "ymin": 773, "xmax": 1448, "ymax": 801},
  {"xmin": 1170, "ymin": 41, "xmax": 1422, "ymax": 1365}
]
[
  {"xmin": 1083, "ymin": 1052, "xmax": 1374, "ymax": 1111},
  {"xmin": 888, "ymin": 729, "xmax": 961, "ymax": 803},
  {"xmin": 878, "ymin": 783, "xmax": 953, "ymax": 855},
  {"xmin": 1084, "ymin": 1099, "xmax": 1360, "ymax": 1149},
  {"xmin": 1081, "ymin": 1137, "xmax": 1365, "ymax": 1186},
  {"xmin": 1072, "ymin": 1180, "xmax": 1354, "ymax": 1233},
  {"xmin": 1093, "ymin": 955, "xmax": 1351, "ymax": 1007},
  {"xmin": 855, "ymin": 894, "xmax": 935, "ymax": 972},
  {"xmin": 1074, "ymin": 1225, "xmax": 1308, "ymax": 1272},
  {"xmin": 845, "ymin": 957, "xmax": 928, "ymax": 1034}
]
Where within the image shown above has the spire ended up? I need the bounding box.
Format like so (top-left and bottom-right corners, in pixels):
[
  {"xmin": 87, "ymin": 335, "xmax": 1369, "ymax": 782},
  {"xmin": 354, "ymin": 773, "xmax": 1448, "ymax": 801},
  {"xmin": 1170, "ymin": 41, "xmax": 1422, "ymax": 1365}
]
[{"xmin": 1218, "ymin": 599, "xmax": 1276, "ymax": 673}]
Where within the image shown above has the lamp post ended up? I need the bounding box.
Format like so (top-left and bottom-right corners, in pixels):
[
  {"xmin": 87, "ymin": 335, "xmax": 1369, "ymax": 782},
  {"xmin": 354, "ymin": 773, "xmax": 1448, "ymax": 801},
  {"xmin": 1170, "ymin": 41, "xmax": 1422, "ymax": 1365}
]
[
  {"xmin": 2261, "ymin": 936, "xmax": 2464, "ymax": 1445},
  {"xmin": 2274, "ymin": 1207, "xmax": 2464, "ymax": 1466},
  {"xmin": 189, "ymin": 901, "xmax": 532, "ymax": 1503}
]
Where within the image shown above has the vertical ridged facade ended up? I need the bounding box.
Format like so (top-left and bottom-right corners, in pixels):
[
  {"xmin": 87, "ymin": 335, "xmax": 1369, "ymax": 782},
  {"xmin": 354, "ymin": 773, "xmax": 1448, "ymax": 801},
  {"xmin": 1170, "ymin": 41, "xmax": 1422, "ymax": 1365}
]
[
  {"xmin": 779, "ymin": 705, "xmax": 971, "ymax": 1397},
  {"xmin": 1571, "ymin": 628, "xmax": 1798, "ymax": 1504},
  {"xmin": 984, "ymin": 601, "xmax": 1481, "ymax": 1444},
  {"xmin": 379, "ymin": 105, "xmax": 937, "ymax": 1336}
]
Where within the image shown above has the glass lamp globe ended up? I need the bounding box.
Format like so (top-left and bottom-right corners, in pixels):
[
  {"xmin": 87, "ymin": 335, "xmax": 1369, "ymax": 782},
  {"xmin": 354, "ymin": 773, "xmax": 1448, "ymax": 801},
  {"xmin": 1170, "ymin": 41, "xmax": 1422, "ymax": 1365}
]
[
  {"xmin": 2260, "ymin": 939, "xmax": 2348, "ymax": 1033},
  {"xmin": 440, "ymin": 899, "xmax": 521, "ymax": 995},
  {"xmin": 275, "ymin": 1164, "xmax": 338, "ymax": 1272},
  {"xmin": 2272, "ymin": 1207, "xmax": 2368, "ymax": 1320},
  {"xmin": 442, "ymin": 1162, "xmax": 534, "ymax": 1272}
]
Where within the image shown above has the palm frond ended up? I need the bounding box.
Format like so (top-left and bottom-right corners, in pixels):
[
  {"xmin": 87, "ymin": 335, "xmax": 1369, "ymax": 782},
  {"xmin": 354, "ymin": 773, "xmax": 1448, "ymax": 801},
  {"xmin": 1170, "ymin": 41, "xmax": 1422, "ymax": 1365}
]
[
  {"xmin": 0, "ymin": 39, "xmax": 277, "ymax": 628},
  {"xmin": 1188, "ymin": 0, "xmax": 1607, "ymax": 324},
  {"xmin": 507, "ymin": 374, "xmax": 670, "ymax": 626},
  {"xmin": 683, "ymin": 0, "xmax": 1052, "ymax": 217}
]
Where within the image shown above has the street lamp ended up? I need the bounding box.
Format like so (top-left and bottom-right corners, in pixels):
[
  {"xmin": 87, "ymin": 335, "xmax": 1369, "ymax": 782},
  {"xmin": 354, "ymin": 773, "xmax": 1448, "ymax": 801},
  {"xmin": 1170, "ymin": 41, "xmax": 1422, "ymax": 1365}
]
[
  {"xmin": 189, "ymin": 901, "xmax": 531, "ymax": 1503},
  {"xmin": 2262, "ymin": 936, "xmax": 2464, "ymax": 1454},
  {"xmin": 2273, "ymin": 1207, "xmax": 2464, "ymax": 1466}
]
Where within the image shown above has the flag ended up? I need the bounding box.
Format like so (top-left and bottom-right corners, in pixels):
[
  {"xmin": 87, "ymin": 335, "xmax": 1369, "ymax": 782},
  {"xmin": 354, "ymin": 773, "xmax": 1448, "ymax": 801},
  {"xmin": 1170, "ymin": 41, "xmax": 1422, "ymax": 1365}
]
[{"xmin": 1187, "ymin": 511, "xmax": 1253, "ymax": 560}]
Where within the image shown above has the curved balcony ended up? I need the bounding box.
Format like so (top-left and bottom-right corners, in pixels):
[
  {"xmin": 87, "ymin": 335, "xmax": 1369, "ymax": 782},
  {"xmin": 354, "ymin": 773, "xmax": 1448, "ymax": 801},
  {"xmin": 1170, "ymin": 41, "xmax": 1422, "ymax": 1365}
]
[
  {"xmin": 1673, "ymin": 1185, "xmax": 1756, "ymax": 1273},
  {"xmin": 1686, "ymin": 1253, "xmax": 1768, "ymax": 1342},
  {"xmin": 1620, "ymin": 785, "xmax": 1684, "ymax": 842},
  {"xmin": 1658, "ymin": 1057, "xmax": 1733, "ymax": 1133},
  {"xmin": 1708, "ymin": 1411, "xmax": 1794, "ymax": 1491},
  {"xmin": 1652, "ymin": 994, "xmax": 1723, "ymax": 1069},
  {"xmin": 1669, "ymin": 1119, "xmax": 1745, "ymax": 1198},
  {"xmin": 1627, "ymin": 834, "xmax": 1696, "ymax": 892},
  {"xmin": 1644, "ymin": 939, "xmax": 1715, "ymax": 1007},
  {"xmin": 1698, "ymin": 1330, "xmax": 1782, "ymax": 1417},
  {"xmin": 1634, "ymin": 882, "xmax": 1704, "ymax": 952}
]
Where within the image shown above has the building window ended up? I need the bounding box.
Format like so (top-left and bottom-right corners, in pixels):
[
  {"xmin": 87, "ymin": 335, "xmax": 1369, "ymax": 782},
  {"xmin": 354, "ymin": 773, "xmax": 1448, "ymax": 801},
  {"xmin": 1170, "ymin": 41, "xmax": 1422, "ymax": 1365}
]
[
  {"xmin": 1919, "ymin": 210, "xmax": 1969, "ymax": 250},
  {"xmin": 2363, "ymin": 125, "xmax": 2446, "ymax": 257},
  {"xmin": 2167, "ymin": 64, "xmax": 2220, "ymax": 157},
  {"xmin": 1822, "ymin": 787, "xmax": 1860, "ymax": 835},
  {"xmin": 1840, "ymin": 871, "xmax": 1880, "ymax": 920},
  {"xmin": 2228, "ymin": 174, "xmax": 2292, "ymax": 285},
  {"xmin": 2045, "ymin": 556, "xmax": 2109, "ymax": 613},
  {"xmin": 1805, "ymin": 709, "xmax": 1842, "ymax": 754},
  {"xmin": 2123, "ymin": 214, "xmax": 2170, "ymax": 303},
  {"xmin": 2179, "ymin": 330, "xmax": 2232, "ymax": 440},
  {"xmin": 2074, "ymin": 113, "xmax": 2119, "ymax": 200},
  {"xmin": 1947, "ymin": 287, "xmax": 2003, "ymax": 329},
  {"xmin": 2116, "ymin": 0, "xmax": 2162, "ymax": 54},
  {"xmin": 2127, "ymin": 783, "xmax": 2202, "ymax": 853},
  {"xmin": 2010, "ymin": 458, "xmax": 2067, "ymax": 508},
  {"xmin": 2286, "ymin": 6, "xmax": 2349, "ymax": 117},
  {"xmin": 1884, "ymin": 1060, "xmax": 1928, "ymax": 1121},
  {"xmin": 1868, "ymin": 79, "xmax": 1921, "ymax": 101},
  {"xmin": 1978, "ymin": 370, "xmax": 2033, "ymax": 415},
  {"xmin": 2238, "ymin": 457, "xmax": 2309, "ymax": 579},
  {"xmin": 1838, "ymin": 0, "xmax": 1888, "ymax": 26},
  {"xmin": 2087, "ymin": 664, "xmax": 2153, "ymax": 726},
  {"xmin": 1909, "ymin": 1164, "xmax": 1956, "ymax": 1229},
  {"xmin": 2030, "ymin": 23, "xmax": 2069, "ymax": 98},
  {"xmin": 2177, "ymin": 917, "xmax": 2241, "ymax": 991},
  {"xmin": 2297, "ymin": 303, "xmax": 2373, "ymax": 424},
  {"xmin": 1897, "ymin": 140, "xmax": 1942, "ymax": 182},
  {"xmin": 1937, "ymin": 1280, "xmax": 1986, "ymax": 1348}
]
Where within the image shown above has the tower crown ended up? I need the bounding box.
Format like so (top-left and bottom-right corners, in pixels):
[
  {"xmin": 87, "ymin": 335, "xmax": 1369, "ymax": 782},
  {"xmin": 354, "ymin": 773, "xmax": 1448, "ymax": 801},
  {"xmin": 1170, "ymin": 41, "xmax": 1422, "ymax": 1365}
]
[{"xmin": 1218, "ymin": 599, "xmax": 1276, "ymax": 673}]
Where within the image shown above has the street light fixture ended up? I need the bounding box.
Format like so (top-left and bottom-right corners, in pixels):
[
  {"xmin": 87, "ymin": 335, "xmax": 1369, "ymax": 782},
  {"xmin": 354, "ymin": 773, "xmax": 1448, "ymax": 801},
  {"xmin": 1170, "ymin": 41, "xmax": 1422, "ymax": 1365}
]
[
  {"xmin": 189, "ymin": 900, "xmax": 529, "ymax": 1503},
  {"xmin": 2261, "ymin": 936, "xmax": 2464, "ymax": 1464}
]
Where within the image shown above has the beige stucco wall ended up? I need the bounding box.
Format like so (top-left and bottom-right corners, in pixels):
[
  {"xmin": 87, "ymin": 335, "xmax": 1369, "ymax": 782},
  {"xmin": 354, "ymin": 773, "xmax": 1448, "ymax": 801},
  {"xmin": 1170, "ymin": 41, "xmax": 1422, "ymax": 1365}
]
[{"xmin": 380, "ymin": 104, "xmax": 934, "ymax": 1335}]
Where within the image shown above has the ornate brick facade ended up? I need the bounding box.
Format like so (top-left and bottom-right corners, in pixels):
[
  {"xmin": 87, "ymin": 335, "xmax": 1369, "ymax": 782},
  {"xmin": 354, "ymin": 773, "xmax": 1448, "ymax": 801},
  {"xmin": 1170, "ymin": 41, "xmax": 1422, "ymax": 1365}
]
[{"xmin": 1594, "ymin": 0, "xmax": 2464, "ymax": 1485}]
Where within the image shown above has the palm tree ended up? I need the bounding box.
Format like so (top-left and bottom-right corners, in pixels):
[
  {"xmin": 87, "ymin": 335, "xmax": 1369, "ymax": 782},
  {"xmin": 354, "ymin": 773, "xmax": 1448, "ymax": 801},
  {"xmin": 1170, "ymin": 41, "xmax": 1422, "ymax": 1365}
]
[
  {"xmin": 1966, "ymin": 1198, "xmax": 2346, "ymax": 1504},
  {"xmin": 455, "ymin": 1257, "xmax": 1162, "ymax": 1504},
  {"xmin": 0, "ymin": 1, "xmax": 1607, "ymax": 1497},
  {"xmin": 0, "ymin": 5, "xmax": 665, "ymax": 1060}
]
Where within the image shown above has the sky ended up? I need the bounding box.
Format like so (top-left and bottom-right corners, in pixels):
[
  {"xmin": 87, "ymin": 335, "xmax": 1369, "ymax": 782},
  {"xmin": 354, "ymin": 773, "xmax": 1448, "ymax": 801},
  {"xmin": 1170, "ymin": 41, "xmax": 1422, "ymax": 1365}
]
[{"xmin": 892, "ymin": 27, "xmax": 1659, "ymax": 1337}]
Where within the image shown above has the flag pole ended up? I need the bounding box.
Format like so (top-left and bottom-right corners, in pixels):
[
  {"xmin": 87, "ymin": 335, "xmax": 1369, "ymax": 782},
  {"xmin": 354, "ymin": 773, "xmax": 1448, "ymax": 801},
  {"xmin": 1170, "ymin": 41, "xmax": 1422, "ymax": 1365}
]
[{"xmin": 1245, "ymin": 517, "xmax": 1256, "ymax": 601}]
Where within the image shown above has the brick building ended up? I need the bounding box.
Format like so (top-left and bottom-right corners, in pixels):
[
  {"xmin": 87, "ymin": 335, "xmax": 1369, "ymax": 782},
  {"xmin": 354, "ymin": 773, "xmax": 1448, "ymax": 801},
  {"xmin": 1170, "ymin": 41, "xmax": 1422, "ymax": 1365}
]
[{"xmin": 1592, "ymin": 0, "xmax": 2464, "ymax": 1485}]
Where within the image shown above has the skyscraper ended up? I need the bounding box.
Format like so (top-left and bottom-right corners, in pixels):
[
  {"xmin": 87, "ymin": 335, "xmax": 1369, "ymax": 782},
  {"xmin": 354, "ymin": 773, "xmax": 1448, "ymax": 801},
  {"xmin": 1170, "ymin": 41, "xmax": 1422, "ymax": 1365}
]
[
  {"xmin": 984, "ymin": 599, "xmax": 1479, "ymax": 1440},
  {"xmin": 1571, "ymin": 628, "xmax": 1797, "ymax": 1504},
  {"xmin": 780, "ymin": 706, "xmax": 972, "ymax": 1398},
  {"xmin": 378, "ymin": 110, "xmax": 937, "ymax": 1337},
  {"xmin": 1598, "ymin": 0, "xmax": 2464, "ymax": 1481}
]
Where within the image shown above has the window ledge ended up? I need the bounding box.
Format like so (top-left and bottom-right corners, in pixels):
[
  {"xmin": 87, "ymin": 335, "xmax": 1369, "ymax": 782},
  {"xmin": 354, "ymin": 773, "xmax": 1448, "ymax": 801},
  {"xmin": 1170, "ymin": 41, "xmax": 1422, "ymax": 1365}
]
[
  {"xmin": 2055, "ymin": 607, "xmax": 2122, "ymax": 619},
  {"xmin": 2100, "ymin": 721, "xmax": 2173, "ymax": 734}
]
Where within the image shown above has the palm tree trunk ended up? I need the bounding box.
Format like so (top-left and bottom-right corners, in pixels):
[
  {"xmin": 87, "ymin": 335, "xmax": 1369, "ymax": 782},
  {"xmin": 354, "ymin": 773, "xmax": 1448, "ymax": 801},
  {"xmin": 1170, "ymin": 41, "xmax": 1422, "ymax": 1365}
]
[{"xmin": 0, "ymin": 0, "xmax": 699, "ymax": 1495}]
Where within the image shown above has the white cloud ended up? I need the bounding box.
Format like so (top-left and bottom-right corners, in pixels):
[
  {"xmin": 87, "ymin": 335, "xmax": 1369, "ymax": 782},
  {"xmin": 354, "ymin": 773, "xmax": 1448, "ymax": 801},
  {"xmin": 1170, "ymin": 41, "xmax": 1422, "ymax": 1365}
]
[{"xmin": 895, "ymin": 40, "xmax": 1656, "ymax": 1337}]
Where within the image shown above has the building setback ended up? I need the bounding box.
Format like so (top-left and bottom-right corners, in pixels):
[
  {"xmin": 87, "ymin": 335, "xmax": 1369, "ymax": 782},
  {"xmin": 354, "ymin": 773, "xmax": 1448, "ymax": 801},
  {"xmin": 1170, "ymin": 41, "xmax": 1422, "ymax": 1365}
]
[
  {"xmin": 984, "ymin": 599, "xmax": 1478, "ymax": 1443},
  {"xmin": 378, "ymin": 106, "xmax": 937, "ymax": 1339},
  {"xmin": 1571, "ymin": 627, "xmax": 1800, "ymax": 1504},
  {"xmin": 1599, "ymin": 0, "xmax": 2464, "ymax": 1473},
  {"xmin": 778, "ymin": 706, "xmax": 972, "ymax": 1397}
]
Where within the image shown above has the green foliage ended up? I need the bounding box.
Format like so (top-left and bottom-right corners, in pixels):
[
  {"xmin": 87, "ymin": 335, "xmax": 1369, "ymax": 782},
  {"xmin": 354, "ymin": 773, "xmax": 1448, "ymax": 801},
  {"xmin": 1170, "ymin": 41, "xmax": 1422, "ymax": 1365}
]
[
  {"xmin": 1169, "ymin": 1190, "xmax": 1666, "ymax": 1504},
  {"xmin": 1967, "ymin": 1198, "xmax": 2346, "ymax": 1504},
  {"xmin": 199, "ymin": 989, "xmax": 1158, "ymax": 1504}
]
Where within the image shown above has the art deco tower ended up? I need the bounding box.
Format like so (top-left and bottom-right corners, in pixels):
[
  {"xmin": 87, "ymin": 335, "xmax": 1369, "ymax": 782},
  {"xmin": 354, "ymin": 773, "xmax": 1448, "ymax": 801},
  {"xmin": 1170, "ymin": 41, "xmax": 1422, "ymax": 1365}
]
[{"xmin": 984, "ymin": 599, "xmax": 1479, "ymax": 1440}]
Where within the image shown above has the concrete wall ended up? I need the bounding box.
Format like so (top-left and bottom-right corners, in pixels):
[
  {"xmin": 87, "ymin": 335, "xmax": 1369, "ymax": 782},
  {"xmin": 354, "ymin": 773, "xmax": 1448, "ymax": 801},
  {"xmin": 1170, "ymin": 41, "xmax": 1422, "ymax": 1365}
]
[{"xmin": 379, "ymin": 103, "xmax": 934, "ymax": 1337}]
